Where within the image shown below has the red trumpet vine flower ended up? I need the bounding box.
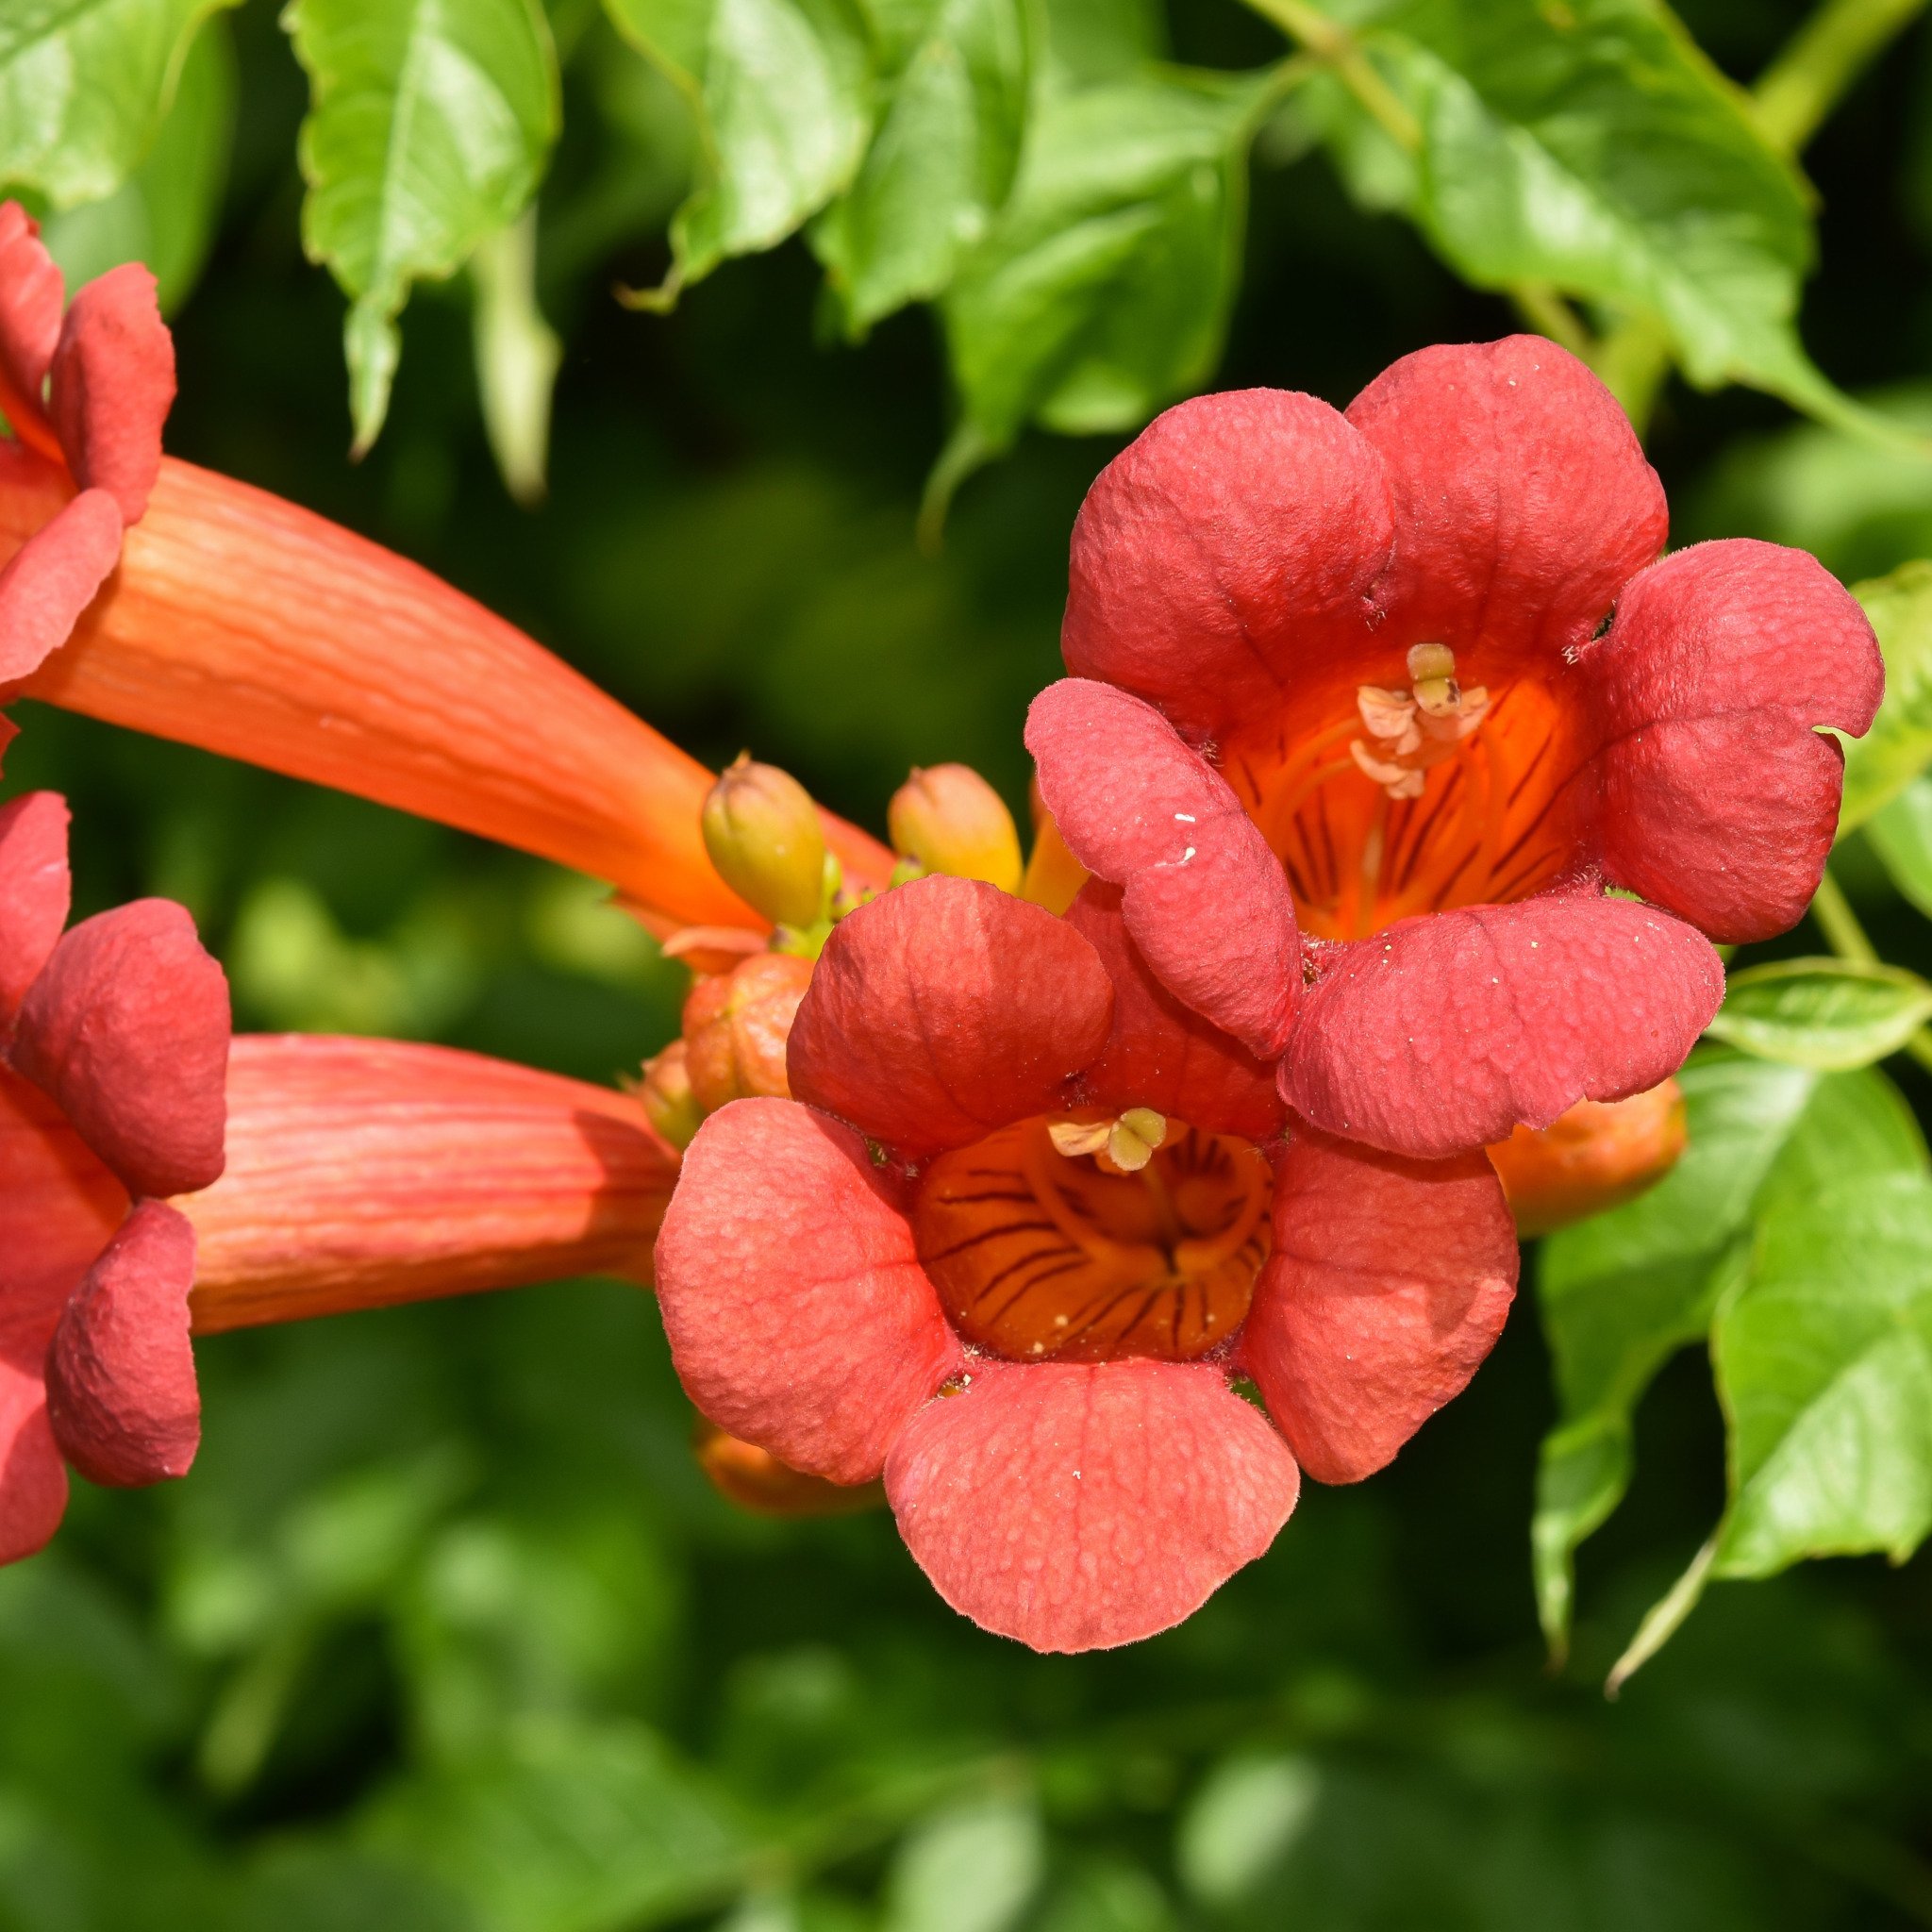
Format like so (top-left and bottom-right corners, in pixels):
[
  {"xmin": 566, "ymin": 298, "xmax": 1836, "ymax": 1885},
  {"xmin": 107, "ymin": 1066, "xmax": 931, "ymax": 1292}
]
[
  {"xmin": 2, "ymin": 789, "xmax": 228, "ymax": 1562},
  {"xmin": 1026, "ymin": 337, "xmax": 1883, "ymax": 1158},
  {"xmin": 657, "ymin": 875, "xmax": 1517, "ymax": 1652},
  {"xmin": 0, "ymin": 203, "xmax": 891, "ymax": 935}
]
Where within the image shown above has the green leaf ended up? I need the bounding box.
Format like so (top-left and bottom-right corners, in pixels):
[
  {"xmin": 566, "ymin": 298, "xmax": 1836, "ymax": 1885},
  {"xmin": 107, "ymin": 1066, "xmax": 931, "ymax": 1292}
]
[
  {"xmin": 1176, "ymin": 1754, "xmax": 1321, "ymax": 1908},
  {"xmin": 1297, "ymin": 0, "xmax": 1880, "ymax": 436},
  {"xmin": 606, "ymin": 0, "xmax": 871, "ymax": 303},
  {"xmin": 1713, "ymin": 1171, "xmax": 1932, "ymax": 1578},
  {"xmin": 37, "ymin": 13, "xmax": 236, "ymax": 314},
  {"xmin": 1532, "ymin": 1051, "xmax": 1924, "ymax": 1656},
  {"xmin": 884, "ymin": 1796, "xmax": 1044, "ymax": 1932},
  {"xmin": 285, "ymin": 0, "xmax": 560, "ymax": 455},
  {"xmin": 1838, "ymin": 558, "xmax": 1932, "ymax": 832},
  {"xmin": 811, "ymin": 0, "xmax": 1030, "ymax": 335},
  {"xmin": 0, "ymin": 0, "xmax": 239, "ymax": 208},
  {"xmin": 1866, "ymin": 774, "xmax": 1932, "ymax": 918},
  {"xmin": 930, "ymin": 67, "xmax": 1269, "ymax": 522},
  {"xmin": 471, "ymin": 205, "xmax": 560, "ymax": 505},
  {"xmin": 1705, "ymin": 957, "xmax": 1932, "ymax": 1071}
]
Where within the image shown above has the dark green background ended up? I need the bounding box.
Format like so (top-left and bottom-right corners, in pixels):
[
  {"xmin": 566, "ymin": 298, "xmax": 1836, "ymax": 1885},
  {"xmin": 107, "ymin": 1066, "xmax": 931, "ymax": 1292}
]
[{"xmin": 4, "ymin": 0, "xmax": 1931, "ymax": 1924}]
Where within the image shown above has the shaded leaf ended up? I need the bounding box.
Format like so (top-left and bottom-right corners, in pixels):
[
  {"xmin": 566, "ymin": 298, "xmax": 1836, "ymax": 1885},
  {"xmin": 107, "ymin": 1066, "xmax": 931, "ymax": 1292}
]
[
  {"xmin": 286, "ymin": 0, "xmax": 560, "ymax": 453},
  {"xmin": 1838, "ymin": 558, "xmax": 1932, "ymax": 832},
  {"xmin": 471, "ymin": 205, "xmax": 560, "ymax": 505},
  {"xmin": 1532, "ymin": 1052, "xmax": 1924, "ymax": 1654},
  {"xmin": 1866, "ymin": 774, "xmax": 1932, "ymax": 918},
  {"xmin": 811, "ymin": 0, "xmax": 1030, "ymax": 334},
  {"xmin": 606, "ymin": 0, "xmax": 870, "ymax": 302},
  {"xmin": 885, "ymin": 1795, "xmax": 1044, "ymax": 1932},
  {"xmin": 1176, "ymin": 1754, "xmax": 1321, "ymax": 1907},
  {"xmin": 0, "ymin": 0, "xmax": 238, "ymax": 208},
  {"xmin": 1706, "ymin": 957, "xmax": 1932, "ymax": 1071}
]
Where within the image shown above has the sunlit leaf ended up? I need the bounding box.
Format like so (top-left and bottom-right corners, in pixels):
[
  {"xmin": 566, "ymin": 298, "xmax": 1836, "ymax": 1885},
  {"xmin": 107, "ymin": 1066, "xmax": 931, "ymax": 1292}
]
[
  {"xmin": 1838, "ymin": 558, "xmax": 1932, "ymax": 832},
  {"xmin": 1705, "ymin": 957, "xmax": 1932, "ymax": 1071},
  {"xmin": 1533, "ymin": 1052, "xmax": 1924, "ymax": 1656},
  {"xmin": 471, "ymin": 205, "xmax": 560, "ymax": 505},
  {"xmin": 606, "ymin": 0, "xmax": 871, "ymax": 303},
  {"xmin": 1866, "ymin": 774, "xmax": 1932, "ymax": 918},
  {"xmin": 1176, "ymin": 1754, "xmax": 1321, "ymax": 1907},
  {"xmin": 885, "ymin": 1795, "xmax": 1044, "ymax": 1932},
  {"xmin": 285, "ymin": 0, "xmax": 559, "ymax": 454},
  {"xmin": 0, "ymin": 0, "xmax": 239, "ymax": 208},
  {"xmin": 811, "ymin": 0, "xmax": 1029, "ymax": 335},
  {"xmin": 32, "ymin": 12, "xmax": 233, "ymax": 314}
]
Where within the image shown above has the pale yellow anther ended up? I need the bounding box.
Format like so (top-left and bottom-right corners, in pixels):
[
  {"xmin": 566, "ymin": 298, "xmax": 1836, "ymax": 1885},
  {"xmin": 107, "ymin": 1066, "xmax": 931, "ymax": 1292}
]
[
  {"xmin": 1350, "ymin": 644, "xmax": 1491, "ymax": 800},
  {"xmin": 1047, "ymin": 1108, "xmax": 1169, "ymax": 1175}
]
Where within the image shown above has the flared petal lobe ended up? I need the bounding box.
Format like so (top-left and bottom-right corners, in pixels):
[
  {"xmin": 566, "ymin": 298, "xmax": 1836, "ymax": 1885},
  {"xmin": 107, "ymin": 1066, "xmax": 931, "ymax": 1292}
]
[
  {"xmin": 1027, "ymin": 680, "xmax": 1297, "ymax": 1058},
  {"xmin": 1063, "ymin": 883, "xmax": 1284, "ymax": 1142},
  {"xmin": 655, "ymin": 1098, "xmax": 962, "ymax": 1484},
  {"xmin": 1282, "ymin": 891, "xmax": 1724, "ymax": 1159},
  {"xmin": 0, "ymin": 205, "xmax": 61, "ymax": 453},
  {"xmin": 12, "ymin": 897, "xmax": 228, "ymax": 1197},
  {"xmin": 0, "ymin": 1065, "xmax": 127, "ymax": 1318},
  {"xmin": 1585, "ymin": 540, "xmax": 1884, "ymax": 942},
  {"xmin": 1240, "ymin": 1126, "xmax": 1517, "ymax": 1484},
  {"xmin": 182, "ymin": 1036, "xmax": 679, "ymax": 1333},
  {"xmin": 1344, "ymin": 335, "xmax": 1667, "ymax": 662},
  {"xmin": 1060, "ymin": 387, "xmax": 1391, "ymax": 737},
  {"xmin": 0, "ymin": 488, "xmax": 125, "ymax": 684},
  {"xmin": 0, "ymin": 790, "xmax": 70, "ymax": 1029},
  {"xmin": 43, "ymin": 1198, "xmax": 199, "ymax": 1487},
  {"xmin": 788, "ymin": 875, "xmax": 1115, "ymax": 1158},
  {"xmin": 884, "ymin": 1358, "xmax": 1300, "ymax": 1653},
  {"xmin": 0, "ymin": 1365, "xmax": 65, "ymax": 1565},
  {"xmin": 46, "ymin": 263, "xmax": 173, "ymax": 523}
]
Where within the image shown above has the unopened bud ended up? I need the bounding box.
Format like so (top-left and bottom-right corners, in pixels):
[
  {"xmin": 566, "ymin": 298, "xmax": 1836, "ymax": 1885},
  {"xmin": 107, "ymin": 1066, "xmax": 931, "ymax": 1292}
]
[
  {"xmin": 682, "ymin": 951, "xmax": 815, "ymax": 1113},
  {"xmin": 702, "ymin": 756, "xmax": 828, "ymax": 928},
  {"xmin": 639, "ymin": 1040, "xmax": 702, "ymax": 1150},
  {"xmin": 888, "ymin": 764, "xmax": 1023, "ymax": 892},
  {"xmin": 1020, "ymin": 777, "xmax": 1090, "ymax": 915},
  {"xmin": 692, "ymin": 1421, "xmax": 885, "ymax": 1517},
  {"xmin": 1488, "ymin": 1080, "xmax": 1687, "ymax": 1239}
]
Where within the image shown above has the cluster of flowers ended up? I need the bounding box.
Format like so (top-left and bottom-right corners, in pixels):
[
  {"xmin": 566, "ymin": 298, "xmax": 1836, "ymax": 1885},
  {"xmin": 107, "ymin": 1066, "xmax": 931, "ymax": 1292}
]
[{"xmin": 0, "ymin": 208, "xmax": 1880, "ymax": 1649}]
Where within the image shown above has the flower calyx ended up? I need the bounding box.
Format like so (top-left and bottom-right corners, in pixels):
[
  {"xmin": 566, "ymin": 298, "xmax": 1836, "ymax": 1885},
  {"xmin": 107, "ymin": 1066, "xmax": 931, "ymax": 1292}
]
[
  {"xmin": 1351, "ymin": 642, "xmax": 1491, "ymax": 800},
  {"xmin": 888, "ymin": 763, "xmax": 1024, "ymax": 893},
  {"xmin": 638, "ymin": 1039, "xmax": 703, "ymax": 1150},
  {"xmin": 681, "ymin": 951, "xmax": 815, "ymax": 1113}
]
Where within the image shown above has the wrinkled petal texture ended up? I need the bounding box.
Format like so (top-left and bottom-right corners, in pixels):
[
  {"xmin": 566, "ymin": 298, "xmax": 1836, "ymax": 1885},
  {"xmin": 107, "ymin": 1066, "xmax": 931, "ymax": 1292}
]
[
  {"xmin": 885, "ymin": 1358, "xmax": 1299, "ymax": 1653},
  {"xmin": 1345, "ymin": 336, "xmax": 1667, "ymax": 661},
  {"xmin": 0, "ymin": 790, "xmax": 70, "ymax": 1030},
  {"xmin": 0, "ymin": 488, "xmax": 125, "ymax": 683},
  {"xmin": 1027, "ymin": 680, "xmax": 1297, "ymax": 1057},
  {"xmin": 1586, "ymin": 541, "xmax": 1884, "ymax": 942},
  {"xmin": 0, "ymin": 203, "xmax": 61, "ymax": 458},
  {"xmin": 1064, "ymin": 882, "xmax": 1283, "ymax": 1142},
  {"xmin": 0, "ymin": 1065, "xmax": 126, "ymax": 1321},
  {"xmin": 789, "ymin": 875, "xmax": 1114, "ymax": 1159},
  {"xmin": 1240, "ymin": 1125, "xmax": 1517, "ymax": 1483},
  {"xmin": 44, "ymin": 1198, "xmax": 199, "ymax": 1487},
  {"xmin": 1060, "ymin": 387, "xmax": 1391, "ymax": 737},
  {"xmin": 656, "ymin": 1099, "xmax": 962, "ymax": 1484},
  {"xmin": 47, "ymin": 263, "xmax": 173, "ymax": 525},
  {"xmin": 12, "ymin": 898, "xmax": 229, "ymax": 1197},
  {"xmin": 1282, "ymin": 892, "xmax": 1724, "ymax": 1159}
]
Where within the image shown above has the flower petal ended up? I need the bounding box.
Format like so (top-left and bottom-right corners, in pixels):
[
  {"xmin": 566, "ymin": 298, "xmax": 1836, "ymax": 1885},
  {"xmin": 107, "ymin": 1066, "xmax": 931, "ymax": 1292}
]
[
  {"xmin": 1281, "ymin": 891, "xmax": 1724, "ymax": 1159},
  {"xmin": 183, "ymin": 1034, "xmax": 680, "ymax": 1333},
  {"xmin": 0, "ymin": 488, "xmax": 125, "ymax": 683},
  {"xmin": 789, "ymin": 874, "xmax": 1115, "ymax": 1158},
  {"xmin": 0, "ymin": 1064, "xmax": 126, "ymax": 1324},
  {"xmin": 12, "ymin": 898, "xmax": 229, "ymax": 1198},
  {"xmin": 1064, "ymin": 882, "xmax": 1284, "ymax": 1141},
  {"xmin": 1584, "ymin": 540, "xmax": 1884, "ymax": 942},
  {"xmin": 1060, "ymin": 388, "xmax": 1391, "ymax": 741},
  {"xmin": 1345, "ymin": 335, "xmax": 1667, "ymax": 661},
  {"xmin": 15, "ymin": 459, "xmax": 893, "ymax": 931},
  {"xmin": 1027, "ymin": 679, "xmax": 1298, "ymax": 1058},
  {"xmin": 0, "ymin": 790, "xmax": 70, "ymax": 1033},
  {"xmin": 0, "ymin": 202, "xmax": 63, "ymax": 459},
  {"xmin": 0, "ymin": 1360, "xmax": 67, "ymax": 1566},
  {"xmin": 1239, "ymin": 1124, "xmax": 1517, "ymax": 1483},
  {"xmin": 48, "ymin": 263, "xmax": 173, "ymax": 525},
  {"xmin": 655, "ymin": 1097, "xmax": 961, "ymax": 1484},
  {"xmin": 884, "ymin": 1358, "xmax": 1299, "ymax": 1653},
  {"xmin": 43, "ymin": 1198, "xmax": 198, "ymax": 1487}
]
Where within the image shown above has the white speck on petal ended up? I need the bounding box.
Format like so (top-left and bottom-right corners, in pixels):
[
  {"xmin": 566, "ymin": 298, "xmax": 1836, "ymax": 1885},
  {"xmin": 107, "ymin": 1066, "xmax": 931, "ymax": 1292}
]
[{"xmin": 1174, "ymin": 811, "xmax": 1196, "ymax": 823}]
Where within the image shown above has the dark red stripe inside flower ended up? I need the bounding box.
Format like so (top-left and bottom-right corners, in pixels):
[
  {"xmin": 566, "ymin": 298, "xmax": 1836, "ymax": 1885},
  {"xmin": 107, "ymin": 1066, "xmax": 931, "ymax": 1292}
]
[
  {"xmin": 1025, "ymin": 337, "xmax": 1883, "ymax": 1158},
  {"xmin": 656, "ymin": 874, "xmax": 1518, "ymax": 1653}
]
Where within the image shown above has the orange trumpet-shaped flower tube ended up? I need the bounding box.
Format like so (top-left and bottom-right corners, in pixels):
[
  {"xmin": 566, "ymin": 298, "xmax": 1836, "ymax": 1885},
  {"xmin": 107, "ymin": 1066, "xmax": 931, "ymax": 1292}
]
[
  {"xmin": 4, "ymin": 458, "xmax": 891, "ymax": 929},
  {"xmin": 1486, "ymin": 1081, "xmax": 1688, "ymax": 1240},
  {"xmin": 179, "ymin": 1034, "xmax": 679, "ymax": 1335}
]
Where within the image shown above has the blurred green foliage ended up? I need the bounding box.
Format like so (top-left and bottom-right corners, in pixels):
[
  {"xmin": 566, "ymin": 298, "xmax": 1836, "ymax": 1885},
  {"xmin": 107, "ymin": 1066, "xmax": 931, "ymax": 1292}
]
[{"xmin": 4, "ymin": 0, "xmax": 1932, "ymax": 1924}]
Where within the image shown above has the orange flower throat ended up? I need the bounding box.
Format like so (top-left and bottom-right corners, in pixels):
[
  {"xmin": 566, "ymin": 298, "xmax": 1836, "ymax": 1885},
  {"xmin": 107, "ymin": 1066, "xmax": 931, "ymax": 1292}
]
[
  {"xmin": 1228, "ymin": 644, "xmax": 1582, "ymax": 941},
  {"xmin": 913, "ymin": 1114, "xmax": 1272, "ymax": 1362}
]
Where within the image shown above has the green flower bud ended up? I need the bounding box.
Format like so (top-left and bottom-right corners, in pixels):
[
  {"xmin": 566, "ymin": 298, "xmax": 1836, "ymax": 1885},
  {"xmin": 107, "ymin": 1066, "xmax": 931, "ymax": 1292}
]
[
  {"xmin": 887, "ymin": 764, "xmax": 1023, "ymax": 892},
  {"xmin": 639, "ymin": 1040, "xmax": 702, "ymax": 1150},
  {"xmin": 702, "ymin": 755, "xmax": 827, "ymax": 928}
]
